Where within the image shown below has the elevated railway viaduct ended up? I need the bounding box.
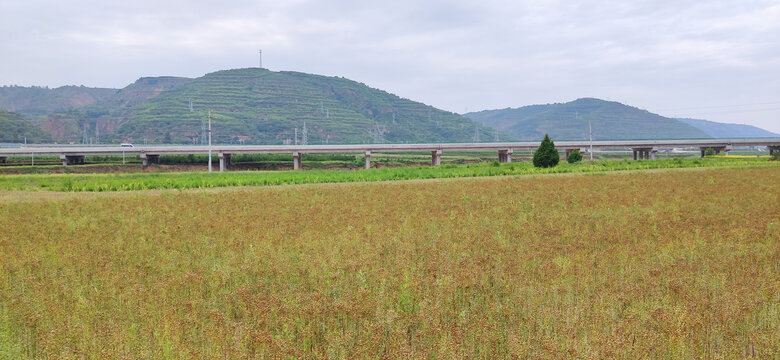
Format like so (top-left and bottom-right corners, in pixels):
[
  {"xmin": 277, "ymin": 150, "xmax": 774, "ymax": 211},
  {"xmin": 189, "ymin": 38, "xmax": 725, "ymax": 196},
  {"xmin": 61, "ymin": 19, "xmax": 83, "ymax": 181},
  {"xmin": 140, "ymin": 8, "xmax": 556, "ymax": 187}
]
[{"xmin": 1, "ymin": 139, "xmax": 779, "ymax": 171}]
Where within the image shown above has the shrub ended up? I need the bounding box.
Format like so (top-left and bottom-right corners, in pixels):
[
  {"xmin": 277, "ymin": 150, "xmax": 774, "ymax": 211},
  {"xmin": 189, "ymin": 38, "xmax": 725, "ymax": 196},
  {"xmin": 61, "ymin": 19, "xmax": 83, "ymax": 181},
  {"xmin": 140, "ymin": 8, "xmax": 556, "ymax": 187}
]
[
  {"xmin": 567, "ymin": 149, "xmax": 583, "ymax": 164},
  {"xmin": 533, "ymin": 134, "xmax": 560, "ymax": 168},
  {"xmin": 704, "ymin": 147, "xmax": 716, "ymax": 156}
]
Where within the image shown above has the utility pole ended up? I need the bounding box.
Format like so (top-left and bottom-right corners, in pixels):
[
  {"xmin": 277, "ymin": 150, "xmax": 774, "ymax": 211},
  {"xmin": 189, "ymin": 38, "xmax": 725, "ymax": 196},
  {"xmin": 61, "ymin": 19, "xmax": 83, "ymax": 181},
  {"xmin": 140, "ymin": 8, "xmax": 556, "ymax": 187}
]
[
  {"xmin": 581, "ymin": 111, "xmax": 592, "ymax": 160},
  {"xmin": 208, "ymin": 110, "xmax": 212, "ymax": 172},
  {"xmin": 589, "ymin": 118, "xmax": 593, "ymax": 160}
]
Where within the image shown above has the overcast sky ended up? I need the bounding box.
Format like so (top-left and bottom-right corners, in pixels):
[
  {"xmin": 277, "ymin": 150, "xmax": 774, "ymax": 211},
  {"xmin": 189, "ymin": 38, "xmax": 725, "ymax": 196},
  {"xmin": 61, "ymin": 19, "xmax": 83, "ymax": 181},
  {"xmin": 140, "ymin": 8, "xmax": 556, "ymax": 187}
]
[{"xmin": 2, "ymin": 0, "xmax": 779, "ymax": 132}]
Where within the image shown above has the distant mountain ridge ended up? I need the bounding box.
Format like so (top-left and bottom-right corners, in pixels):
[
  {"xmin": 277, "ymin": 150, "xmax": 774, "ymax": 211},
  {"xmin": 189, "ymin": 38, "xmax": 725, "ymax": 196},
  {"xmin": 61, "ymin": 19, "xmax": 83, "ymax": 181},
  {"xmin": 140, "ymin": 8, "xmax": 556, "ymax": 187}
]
[
  {"xmin": 0, "ymin": 69, "xmax": 501, "ymax": 144},
  {"xmin": 3, "ymin": 76, "xmax": 777, "ymax": 144},
  {"xmin": 676, "ymin": 118, "xmax": 778, "ymax": 138},
  {"xmin": 0, "ymin": 85, "xmax": 115, "ymax": 116},
  {"xmin": 464, "ymin": 98, "xmax": 776, "ymax": 141}
]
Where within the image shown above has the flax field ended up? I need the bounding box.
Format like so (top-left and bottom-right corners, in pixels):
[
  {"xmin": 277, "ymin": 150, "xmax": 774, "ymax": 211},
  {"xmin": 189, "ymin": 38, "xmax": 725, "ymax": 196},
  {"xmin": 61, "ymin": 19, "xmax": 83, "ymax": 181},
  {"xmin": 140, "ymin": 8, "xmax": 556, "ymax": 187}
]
[{"xmin": 0, "ymin": 167, "xmax": 778, "ymax": 358}]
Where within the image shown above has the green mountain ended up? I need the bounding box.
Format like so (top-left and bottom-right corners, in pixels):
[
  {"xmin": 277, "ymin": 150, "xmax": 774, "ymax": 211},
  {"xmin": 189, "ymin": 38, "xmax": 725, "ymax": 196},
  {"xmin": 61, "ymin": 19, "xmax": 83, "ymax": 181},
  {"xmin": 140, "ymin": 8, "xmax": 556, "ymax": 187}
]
[
  {"xmin": 465, "ymin": 98, "xmax": 711, "ymax": 141},
  {"xmin": 676, "ymin": 118, "xmax": 778, "ymax": 138},
  {"xmin": 107, "ymin": 68, "xmax": 500, "ymax": 144},
  {"xmin": 0, "ymin": 110, "xmax": 52, "ymax": 143},
  {"xmin": 2, "ymin": 69, "xmax": 502, "ymax": 144}
]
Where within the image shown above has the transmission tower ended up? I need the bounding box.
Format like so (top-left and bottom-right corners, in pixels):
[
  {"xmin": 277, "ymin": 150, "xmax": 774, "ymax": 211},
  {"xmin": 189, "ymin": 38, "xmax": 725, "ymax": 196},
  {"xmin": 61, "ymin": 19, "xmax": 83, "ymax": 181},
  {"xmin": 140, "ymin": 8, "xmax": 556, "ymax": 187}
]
[
  {"xmin": 302, "ymin": 122, "xmax": 308, "ymax": 145},
  {"xmin": 200, "ymin": 113, "xmax": 207, "ymax": 145},
  {"xmin": 473, "ymin": 124, "xmax": 480, "ymax": 142},
  {"xmin": 372, "ymin": 122, "xmax": 386, "ymax": 144}
]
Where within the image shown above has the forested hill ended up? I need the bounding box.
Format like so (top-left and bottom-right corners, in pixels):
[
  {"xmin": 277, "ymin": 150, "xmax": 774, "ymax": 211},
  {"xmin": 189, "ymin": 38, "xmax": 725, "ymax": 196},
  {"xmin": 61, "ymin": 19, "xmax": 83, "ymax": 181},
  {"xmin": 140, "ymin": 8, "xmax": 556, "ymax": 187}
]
[
  {"xmin": 465, "ymin": 98, "xmax": 711, "ymax": 141},
  {"xmin": 1, "ymin": 69, "xmax": 502, "ymax": 144},
  {"xmin": 0, "ymin": 110, "xmax": 52, "ymax": 143},
  {"xmin": 0, "ymin": 85, "xmax": 115, "ymax": 116}
]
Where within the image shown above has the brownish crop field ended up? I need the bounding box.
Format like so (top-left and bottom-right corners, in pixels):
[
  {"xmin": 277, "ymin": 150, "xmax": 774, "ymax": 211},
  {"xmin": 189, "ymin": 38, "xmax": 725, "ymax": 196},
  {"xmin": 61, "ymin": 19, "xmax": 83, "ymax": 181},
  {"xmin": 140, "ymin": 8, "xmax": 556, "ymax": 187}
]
[{"xmin": 1, "ymin": 167, "xmax": 778, "ymax": 358}]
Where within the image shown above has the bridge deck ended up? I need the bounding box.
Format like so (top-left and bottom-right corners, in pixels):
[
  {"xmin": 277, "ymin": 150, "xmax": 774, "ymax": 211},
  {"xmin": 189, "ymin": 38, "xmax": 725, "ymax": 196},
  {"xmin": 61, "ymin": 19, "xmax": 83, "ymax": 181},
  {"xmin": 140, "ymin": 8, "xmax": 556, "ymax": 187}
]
[{"xmin": 1, "ymin": 139, "xmax": 778, "ymax": 157}]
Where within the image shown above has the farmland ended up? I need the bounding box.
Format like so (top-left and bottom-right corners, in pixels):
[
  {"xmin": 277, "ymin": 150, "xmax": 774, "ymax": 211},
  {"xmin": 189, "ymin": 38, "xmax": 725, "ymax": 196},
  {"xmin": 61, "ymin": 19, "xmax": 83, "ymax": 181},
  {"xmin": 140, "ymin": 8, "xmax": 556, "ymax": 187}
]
[{"xmin": 0, "ymin": 166, "xmax": 778, "ymax": 358}]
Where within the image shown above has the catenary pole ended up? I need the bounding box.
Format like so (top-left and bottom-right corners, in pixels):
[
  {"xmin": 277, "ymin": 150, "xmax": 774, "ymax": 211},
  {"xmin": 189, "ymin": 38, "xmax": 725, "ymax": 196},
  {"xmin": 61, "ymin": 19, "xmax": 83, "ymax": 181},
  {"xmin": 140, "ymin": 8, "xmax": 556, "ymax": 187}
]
[
  {"xmin": 208, "ymin": 110, "xmax": 212, "ymax": 172},
  {"xmin": 589, "ymin": 118, "xmax": 593, "ymax": 160}
]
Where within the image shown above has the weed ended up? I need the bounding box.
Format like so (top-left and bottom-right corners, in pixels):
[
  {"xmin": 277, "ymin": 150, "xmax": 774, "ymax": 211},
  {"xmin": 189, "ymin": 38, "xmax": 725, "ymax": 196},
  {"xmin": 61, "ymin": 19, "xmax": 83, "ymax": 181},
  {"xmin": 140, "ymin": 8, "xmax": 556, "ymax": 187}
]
[{"xmin": 0, "ymin": 167, "xmax": 778, "ymax": 357}]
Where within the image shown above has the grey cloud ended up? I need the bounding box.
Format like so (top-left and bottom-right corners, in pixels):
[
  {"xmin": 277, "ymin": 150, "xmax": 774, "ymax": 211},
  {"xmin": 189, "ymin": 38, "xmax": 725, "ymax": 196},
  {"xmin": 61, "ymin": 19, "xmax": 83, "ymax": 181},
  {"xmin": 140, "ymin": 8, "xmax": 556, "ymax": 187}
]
[{"xmin": 1, "ymin": 0, "xmax": 778, "ymax": 132}]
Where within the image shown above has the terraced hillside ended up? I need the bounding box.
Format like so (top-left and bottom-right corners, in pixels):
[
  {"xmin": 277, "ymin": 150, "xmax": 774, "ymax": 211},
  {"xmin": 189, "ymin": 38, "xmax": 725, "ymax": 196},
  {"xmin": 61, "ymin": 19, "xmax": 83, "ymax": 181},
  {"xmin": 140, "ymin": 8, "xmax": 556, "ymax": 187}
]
[
  {"xmin": 466, "ymin": 98, "xmax": 711, "ymax": 140},
  {"xmin": 105, "ymin": 68, "xmax": 500, "ymax": 144}
]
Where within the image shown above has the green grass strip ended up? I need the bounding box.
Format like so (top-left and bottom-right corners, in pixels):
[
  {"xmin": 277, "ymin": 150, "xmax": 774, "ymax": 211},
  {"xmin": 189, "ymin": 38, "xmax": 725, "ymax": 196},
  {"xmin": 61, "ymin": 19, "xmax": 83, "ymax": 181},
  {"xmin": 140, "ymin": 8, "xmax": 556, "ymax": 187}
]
[{"xmin": 0, "ymin": 157, "xmax": 777, "ymax": 192}]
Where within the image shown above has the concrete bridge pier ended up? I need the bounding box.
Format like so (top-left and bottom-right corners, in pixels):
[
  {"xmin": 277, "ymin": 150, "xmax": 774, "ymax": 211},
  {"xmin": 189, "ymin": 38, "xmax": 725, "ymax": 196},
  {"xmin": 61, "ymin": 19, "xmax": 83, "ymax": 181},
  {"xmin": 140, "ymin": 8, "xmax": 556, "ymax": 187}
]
[
  {"xmin": 700, "ymin": 145, "xmax": 732, "ymax": 157},
  {"xmin": 498, "ymin": 149, "xmax": 513, "ymax": 163},
  {"xmin": 364, "ymin": 151, "xmax": 371, "ymax": 169},
  {"xmin": 631, "ymin": 148, "xmax": 657, "ymax": 160},
  {"xmin": 431, "ymin": 150, "xmax": 442, "ymax": 166},
  {"xmin": 60, "ymin": 155, "xmax": 86, "ymax": 165},
  {"xmin": 563, "ymin": 148, "xmax": 587, "ymax": 160},
  {"xmin": 293, "ymin": 152, "xmax": 302, "ymax": 170},
  {"xmin": 140, "ymin": 154, "xmax": 160, "ymax": 167},
  {"xmin": 218, "ymin": 153, "xmax": 231, "ymax": 172}
]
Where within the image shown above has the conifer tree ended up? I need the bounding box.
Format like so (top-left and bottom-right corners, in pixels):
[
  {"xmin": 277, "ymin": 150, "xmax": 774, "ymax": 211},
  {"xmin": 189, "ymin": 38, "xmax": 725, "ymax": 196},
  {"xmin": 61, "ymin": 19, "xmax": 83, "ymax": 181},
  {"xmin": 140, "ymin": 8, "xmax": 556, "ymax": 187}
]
[{"xmin": 533, "ymin": 134, "xmax": 560, "ymax": 168}]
